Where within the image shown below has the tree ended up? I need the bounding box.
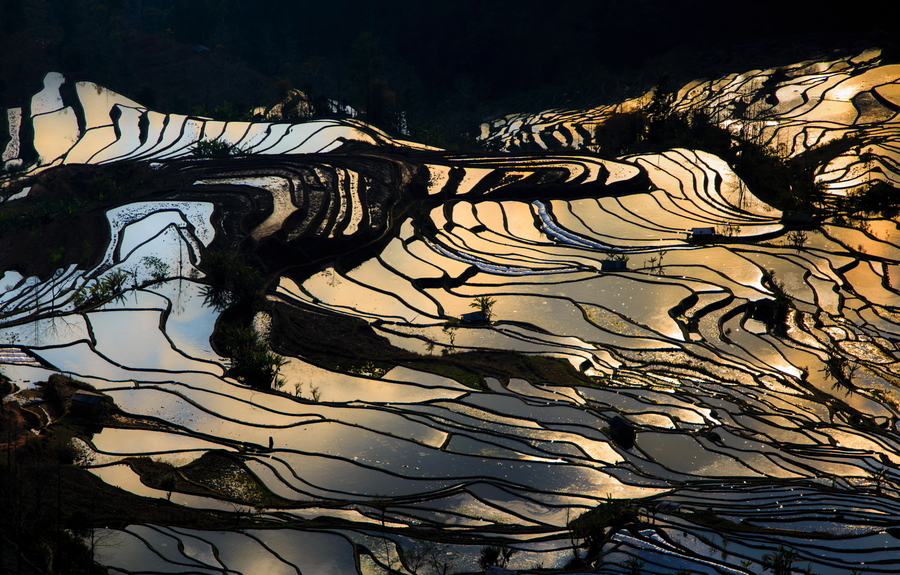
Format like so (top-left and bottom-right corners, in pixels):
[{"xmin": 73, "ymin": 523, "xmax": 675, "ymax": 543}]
[
  {"xmin": 141, "ymin": 256, "xmax": 170, "ymax": 283},
  {"xmin": 479, "ymin": 545, "xmax": 517, "ymax": 570},
  {"xmin": 821, "ymin": 352, "xmax": 857, "ymax": 395},
  {"xmin": 762, "ymin": 546, "xmax": 798, "ymax": 575},
  {"xmin": 786, "ymin": 230, "xmax": 808, "ymax": 250},
  {"xmin": 470, "ymin": 295, "xmax": 497, "ymax": 322}
]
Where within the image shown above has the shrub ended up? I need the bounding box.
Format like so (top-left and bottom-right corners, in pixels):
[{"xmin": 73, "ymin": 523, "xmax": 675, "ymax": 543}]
[
  {"xmin": 623, "ymin": 556, "xmax": 645, "ymax": 575},
  {"xmin": 190, "ymin": 139, "xmax": 247, "ymax": 157},
  {"xmin": 757, "ymin": 269, "xmax": 794, "ymax": 334},
  {"xmin": 478, "ymin": 546, "xmax": 518, "ymax": 570},
  {"xmin": 840, "ymin": 180, "xmax": 900, "ymax": 219},
  {"xmin": 470, "ymin": 295, "xmax": 497, "ymax": 322},
  {"xmin": 216, "ymin": 326, "xmax": 286, "ymax": 388},
  {"xmin": 762, "ymin": 546, "xmax": 798, "ymax": 575},
  {"xmin": 72, "ymin": 270, "xmax": 131, "ymax": 309},
  {"xmin": 568, "ymin": 496, "xmax": 636, "ymax": 551},
  {"xmin": 786, "ymin": 230, "xmax": 808, "ymax": 250},
  {"xmin": 593, "ymin": 112, "xmax": 647, "ymax": 155},
  {"xmin": 821, "ymin": 351, "xmax": 858, "ymax": 394},
  {"xmin": 202, "ymin": 251, "xmax": 264, "ymax": 302},
  {"xmin": 142, "ymin": 256, "xmax": 170, "ymax": 282}
]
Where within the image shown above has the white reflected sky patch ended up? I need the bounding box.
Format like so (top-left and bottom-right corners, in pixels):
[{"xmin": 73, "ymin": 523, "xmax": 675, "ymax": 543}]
[
  {"xmin": 2, "ymin": 107, "xmax": 22, "ymax": 162},
  {"xmin": 75, "ymin": 81, "xmax": 144, "ymax": 128},
  {"xmin": 91, "ymin": 105, "xmax": 145, "ymax": 163},
  {"xmin": 33, "ymin": 107, "xmax": 79, "ymax": 164},
  {"xmin": 63, "ymin": 125, "xmax": 117, "ymax": 164},
  {"xmin": 30, "ymin": 72, "xmax": 65, "ymax": 116},
  {"xmin": 148, "ymin": 280, "xmax": 225, "ymax": 363},
  {"xmin": 279, "ymin": 357, "xmax": 468, "ymax": 403},
  {"xmin": 87, "ymin": 309, "xmax": 220, "ymax": 374},
  {"xmin": 99, "ymin": 201, "xmax": 215, "ymax": 272}
]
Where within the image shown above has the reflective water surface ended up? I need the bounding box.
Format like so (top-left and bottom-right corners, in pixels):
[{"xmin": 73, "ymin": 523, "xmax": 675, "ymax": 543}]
[{"xmin": 4, "ymin": 52, "xmax": 900, "ymax": 573}]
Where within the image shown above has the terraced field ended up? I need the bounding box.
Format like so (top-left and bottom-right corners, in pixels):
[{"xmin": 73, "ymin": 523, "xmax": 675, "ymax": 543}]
[{"xmin": 3, "ymin": 49, "xmax": 900, "ymax": 574}]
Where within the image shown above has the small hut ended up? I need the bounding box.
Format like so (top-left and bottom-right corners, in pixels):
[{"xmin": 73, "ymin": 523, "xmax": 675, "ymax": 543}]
[
  {"xmin": 70, "ymin": 390, "xmax": 104, "ymax": 416},
  {"xmin": 601, "ymin": 259, "xmax": 628, "ymax": 271},
  {"xmin": 687, "ymin": 226, "xmax": 718, "ymax": 244},
  {"xmin": 460, "ymin": 311, "xmax": 487, "ymax": 324}
]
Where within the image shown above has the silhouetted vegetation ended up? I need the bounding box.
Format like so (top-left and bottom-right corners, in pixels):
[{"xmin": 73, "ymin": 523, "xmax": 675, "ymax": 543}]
[
  {"xmin": 200, "ymin": 250, "xmax": 266, "ymax": 308},
  {"xmin": 786, "ymin": 230, "xmax": 808, "ymax": 250},
  {"xmin": 215, "ymin": 326, "xmax": 287, "ymax": 388},
  {"xmin": 593, "ymin": 87, "xmax": 730, "ymax": 158},
  {"xmin": 479, "ymin": 545, "xmax": 518, "ymax": 570},
  {"xmin": 837, "ymin": 179, "xmax": 900, "ymax": 219},
  {"xmin": 0, "ymin": 375, "xmax": 118, "ymax": 574},
  {"xmin": 623, "ymin": 557, "xmax": 645, "ymax": 575},
  {"xmin": 141, "ymin": 255, "xmax": 170, "ymax": 283},
  {"xmin": 592, "ymin": 84, "xmax": 869, "ymax": 214},
  {"xmin": 190, "ymin": 139, "xmax": 248, "ymax": 157},
  {"xmin": 762, "ymin": 546, "xmax": 799, "ymax": 575},
  {"xmin": 568, "ymin": 497, "xmax": 638, "ymax": 561},
  {"xmin": 72, "ymin": 270, "xmax": 130, "ymax": 309},
  {"xmin": 751, "ymin": 269, "xmax": 795, "ymax": 336},
  {"xmin": 821, "ymin": 351, "xmax": 858, "ymax": 395},
  {"xmin": 3, "ymin": 0, "xmax": 893, "ymax": 143},
  {"xmin": 0, "ymin": 162, "xmax": 150, "ymax": 234},
  {"xmin": 469, "ymin": 295, "xmax": 496, "ymax": 321}
]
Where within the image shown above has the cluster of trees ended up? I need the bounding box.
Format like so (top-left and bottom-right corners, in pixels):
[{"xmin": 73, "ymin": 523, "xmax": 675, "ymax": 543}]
[
  {"xmin": 1, "ymin": 375, "xmax": 111, "ymax": 573},
  {"xmin": 592, "ymin": 81, "xmax": 899, "ymax": 216},
  {"xmin": 3, "ymin": 0, "xmax": 897, "ymax": 146}
]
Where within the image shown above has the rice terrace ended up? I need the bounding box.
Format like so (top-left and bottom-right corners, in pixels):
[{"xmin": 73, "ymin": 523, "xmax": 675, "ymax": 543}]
[{"xmin": 4, "ymin": 20, "xmax": 900, "ymax": 575}]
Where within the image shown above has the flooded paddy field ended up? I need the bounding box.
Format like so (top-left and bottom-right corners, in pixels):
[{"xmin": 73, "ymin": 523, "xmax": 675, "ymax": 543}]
[{"xmin": 3, "ymin": 49, "xmax": 900, "ymax": 574}]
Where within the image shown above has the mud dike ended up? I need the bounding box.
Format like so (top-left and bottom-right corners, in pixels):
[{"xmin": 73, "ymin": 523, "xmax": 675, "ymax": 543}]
[{"xmin": 2, "ymin": 50, "xmax": 900, "ymax": 574}]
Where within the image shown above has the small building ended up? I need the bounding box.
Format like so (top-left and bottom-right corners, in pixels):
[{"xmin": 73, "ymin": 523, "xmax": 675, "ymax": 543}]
[
  {"xmin": 601, "ymin": 259, "xmax": 628, "ymax": 271},
  {"xmin": 70, "ymin": 390, "xmax": 104, "ymax": 416},
  {"xmin": 687, "ymin": 226, "xmax": 718, "ymax": 244},
  {"xmin": 460, "ymin": 311, "xmax": 487, "ymax": 324}
]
